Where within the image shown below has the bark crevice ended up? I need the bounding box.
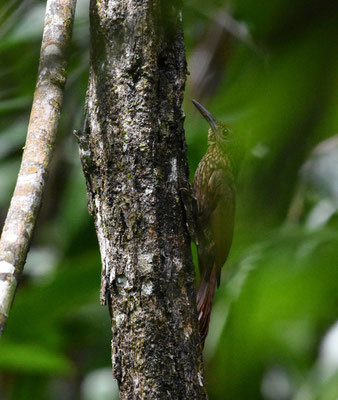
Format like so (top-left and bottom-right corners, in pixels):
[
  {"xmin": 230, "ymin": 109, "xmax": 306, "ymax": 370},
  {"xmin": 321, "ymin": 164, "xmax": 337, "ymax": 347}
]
[{"xmin": 78, "ymin": 1, "xmax": 207, "ymax": 398}]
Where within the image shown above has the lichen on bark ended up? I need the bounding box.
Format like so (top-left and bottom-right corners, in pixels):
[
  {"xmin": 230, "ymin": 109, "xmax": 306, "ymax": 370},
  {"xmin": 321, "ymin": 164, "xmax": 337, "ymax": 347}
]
[
  {"xmin": 77, "ymin": 0, "xmax": 207, "ymax": 398},
  {"xmin": 0, "ymin": 0, "xmax": 77, "ymax": 336}
]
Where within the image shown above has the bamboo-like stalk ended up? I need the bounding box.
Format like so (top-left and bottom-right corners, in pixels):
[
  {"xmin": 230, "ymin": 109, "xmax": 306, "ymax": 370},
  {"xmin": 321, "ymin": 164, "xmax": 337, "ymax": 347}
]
[{"xmin": 0, "ymin": 0, "xmax": 77, "ymax": 335}]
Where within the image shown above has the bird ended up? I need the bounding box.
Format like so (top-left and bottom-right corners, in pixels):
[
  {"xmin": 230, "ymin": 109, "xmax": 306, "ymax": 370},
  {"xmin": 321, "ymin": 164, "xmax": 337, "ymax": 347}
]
[{"xmin": 192, "ymin": 99, "xmax": 236, "ymax": 347}]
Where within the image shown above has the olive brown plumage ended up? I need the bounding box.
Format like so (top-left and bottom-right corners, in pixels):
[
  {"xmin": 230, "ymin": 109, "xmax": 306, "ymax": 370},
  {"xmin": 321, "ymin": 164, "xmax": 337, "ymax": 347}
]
[{"xmin": 192, "ymin": 99, "xmax": 236, "ymax": 347}]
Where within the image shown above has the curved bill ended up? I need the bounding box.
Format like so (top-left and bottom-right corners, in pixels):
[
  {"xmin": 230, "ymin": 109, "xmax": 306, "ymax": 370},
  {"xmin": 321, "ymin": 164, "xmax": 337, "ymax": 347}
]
[{"xmin": 192, "ymin": 99, "xmax": 218, "ymax": 132}]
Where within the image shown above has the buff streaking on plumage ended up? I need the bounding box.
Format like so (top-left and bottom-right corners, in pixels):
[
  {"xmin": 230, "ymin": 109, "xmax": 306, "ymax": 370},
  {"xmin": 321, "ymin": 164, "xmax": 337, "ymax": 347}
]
[{"xmin": 192, "ymin": 99, "xmax": 236, "ymax": 347}]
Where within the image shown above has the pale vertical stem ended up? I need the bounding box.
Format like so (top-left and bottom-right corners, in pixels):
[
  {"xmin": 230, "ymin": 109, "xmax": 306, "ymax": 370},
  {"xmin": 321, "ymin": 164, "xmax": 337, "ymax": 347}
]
[{"xmin": 0, "ymin": 0, "xmax": 77, "ymax": 335}]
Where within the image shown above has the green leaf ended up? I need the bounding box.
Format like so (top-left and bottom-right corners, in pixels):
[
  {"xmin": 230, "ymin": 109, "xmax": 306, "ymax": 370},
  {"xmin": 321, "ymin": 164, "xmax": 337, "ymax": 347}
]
[{"xmin": 0, "ymin": 340, "xmax": 73, "ymax": 375}]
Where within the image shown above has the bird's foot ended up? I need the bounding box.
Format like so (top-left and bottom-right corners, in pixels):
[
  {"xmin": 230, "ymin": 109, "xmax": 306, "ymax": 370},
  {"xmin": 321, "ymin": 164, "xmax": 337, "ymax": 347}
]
[{"xmin": 179, "ymin": 185, "xmax": 199, "ymax": 245}]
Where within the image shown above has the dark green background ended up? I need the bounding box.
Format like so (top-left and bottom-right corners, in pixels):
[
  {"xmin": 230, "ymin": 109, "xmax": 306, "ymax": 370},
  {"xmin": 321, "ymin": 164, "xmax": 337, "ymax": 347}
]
[{"xmin": 1, "ymin": 0, "xmax": 338, "ymax": 399}]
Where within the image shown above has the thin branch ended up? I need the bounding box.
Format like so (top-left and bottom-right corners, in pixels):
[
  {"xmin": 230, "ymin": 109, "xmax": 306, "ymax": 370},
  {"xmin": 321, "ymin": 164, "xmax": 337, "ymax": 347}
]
[{"xmin": 0, "ymin": 0, "xmax": 77, "ymax": 335}]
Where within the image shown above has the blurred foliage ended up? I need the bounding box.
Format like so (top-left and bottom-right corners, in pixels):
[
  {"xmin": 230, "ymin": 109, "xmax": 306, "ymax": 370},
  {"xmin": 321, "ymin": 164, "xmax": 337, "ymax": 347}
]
[{"xmin": 1, "ymin": 0, "xmax": 338, "ymax": 399}]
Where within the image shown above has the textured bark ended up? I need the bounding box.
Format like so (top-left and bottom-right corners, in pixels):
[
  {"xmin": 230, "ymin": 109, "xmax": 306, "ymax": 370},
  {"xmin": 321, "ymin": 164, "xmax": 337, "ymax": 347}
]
[
  {"xmin": 77, "ymin": 0, "xmax": 207, "ymax": 398},
  {"xmin": 0, "ymin": 0, "xmax": 77, "ymax": 336}
]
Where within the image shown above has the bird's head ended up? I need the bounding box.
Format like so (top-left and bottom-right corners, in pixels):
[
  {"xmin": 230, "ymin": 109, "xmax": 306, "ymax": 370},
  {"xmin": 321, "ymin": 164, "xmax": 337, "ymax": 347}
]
[{"xmin": 192, "ymin": 99, "xmax": 232, "ymax": 154}]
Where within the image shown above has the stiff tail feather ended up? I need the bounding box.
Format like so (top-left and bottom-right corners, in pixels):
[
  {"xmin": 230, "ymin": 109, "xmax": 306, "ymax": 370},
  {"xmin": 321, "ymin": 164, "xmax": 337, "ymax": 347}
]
[{"xmin": 196, "ymin": 268, "xmax": 217, "ymax": 347}]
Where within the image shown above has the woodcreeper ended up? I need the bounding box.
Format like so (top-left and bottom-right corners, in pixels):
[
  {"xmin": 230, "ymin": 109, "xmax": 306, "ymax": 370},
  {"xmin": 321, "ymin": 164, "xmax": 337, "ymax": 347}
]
[{"xmin": 192, "ymin": 99, "xmax": 236, "ymax": 347}]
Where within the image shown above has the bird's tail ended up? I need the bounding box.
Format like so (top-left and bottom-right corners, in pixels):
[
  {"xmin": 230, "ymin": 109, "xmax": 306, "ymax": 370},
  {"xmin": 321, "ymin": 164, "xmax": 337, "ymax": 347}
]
[{"xmin": 196, "ymin": 268, "xmax": 217, "ymax": 347}]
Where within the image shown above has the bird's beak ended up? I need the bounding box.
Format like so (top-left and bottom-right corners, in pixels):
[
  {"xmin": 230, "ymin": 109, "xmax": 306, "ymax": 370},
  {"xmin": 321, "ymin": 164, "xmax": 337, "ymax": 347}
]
[{"xmin": 192, "ymin": 99, "xmax": 218, "ymax": 132}]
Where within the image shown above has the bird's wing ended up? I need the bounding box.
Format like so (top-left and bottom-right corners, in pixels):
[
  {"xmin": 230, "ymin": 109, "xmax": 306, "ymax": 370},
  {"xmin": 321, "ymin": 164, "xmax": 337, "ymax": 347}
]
[
  {"xmin": 194, "ymin": 168, "xmax": 235, "ymax": 281},
  {"xmin": 208, "ymin": 169, "xmax": 236, "ymax": 285},
  {"xmin": 198, "ymin": 168, "xmax": 235, "ymax": 225}
]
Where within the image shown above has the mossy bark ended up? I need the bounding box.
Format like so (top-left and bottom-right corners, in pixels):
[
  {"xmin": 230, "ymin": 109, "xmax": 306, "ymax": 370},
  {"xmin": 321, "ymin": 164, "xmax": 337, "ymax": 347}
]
[{"xmin": 77, "ymin": 0, "xmax": 207, "ymax": 398}]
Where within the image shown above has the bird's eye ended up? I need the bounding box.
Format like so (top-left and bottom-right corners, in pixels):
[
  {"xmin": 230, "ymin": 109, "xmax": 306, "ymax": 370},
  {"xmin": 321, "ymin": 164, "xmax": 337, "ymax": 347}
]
[{"xmin": 221, "ymin": 128, "xmax": 229, "ymax": 138}]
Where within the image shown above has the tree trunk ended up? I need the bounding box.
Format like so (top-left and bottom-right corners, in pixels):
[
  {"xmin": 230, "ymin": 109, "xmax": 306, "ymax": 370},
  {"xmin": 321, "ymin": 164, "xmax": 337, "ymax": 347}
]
[{"xmin": 77, "ymin": 0, "xmax": 207, "ymax": 398}]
